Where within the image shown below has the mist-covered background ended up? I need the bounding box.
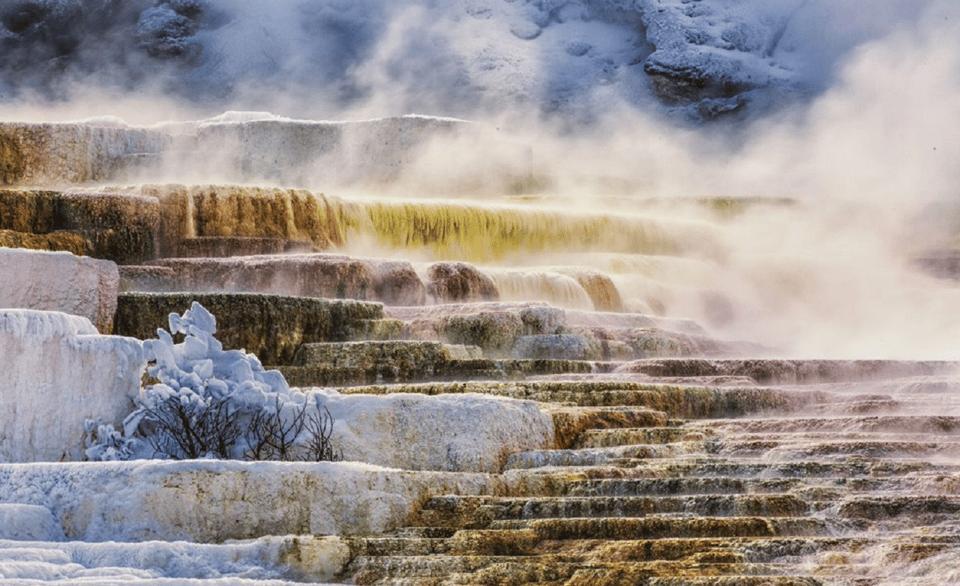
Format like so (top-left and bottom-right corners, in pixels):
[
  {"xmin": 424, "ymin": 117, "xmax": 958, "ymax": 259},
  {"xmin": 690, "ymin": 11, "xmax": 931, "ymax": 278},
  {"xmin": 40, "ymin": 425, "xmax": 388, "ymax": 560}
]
[
  {"xmin": 0, "ymin": 0, "xmax": 952, "ymax": 123},
  {"xmin": 1, "ymin": 0, "xmax": 958, "ymax": 359}
]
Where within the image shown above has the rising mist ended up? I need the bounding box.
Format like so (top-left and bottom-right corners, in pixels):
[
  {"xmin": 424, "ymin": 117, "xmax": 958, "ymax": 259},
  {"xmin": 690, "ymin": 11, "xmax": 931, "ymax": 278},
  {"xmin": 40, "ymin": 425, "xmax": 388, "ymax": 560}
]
[{"xmin": 1, "ymin": 0, "xmax": 958, "ymax": 358}]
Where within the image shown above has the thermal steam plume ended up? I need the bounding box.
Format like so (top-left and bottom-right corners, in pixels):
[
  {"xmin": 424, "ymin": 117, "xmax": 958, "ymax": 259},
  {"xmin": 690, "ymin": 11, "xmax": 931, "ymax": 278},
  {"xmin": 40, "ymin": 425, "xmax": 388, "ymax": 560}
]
[{"xmin": 0, "ymin": 0, "xmax": 958, "ymax": 360}]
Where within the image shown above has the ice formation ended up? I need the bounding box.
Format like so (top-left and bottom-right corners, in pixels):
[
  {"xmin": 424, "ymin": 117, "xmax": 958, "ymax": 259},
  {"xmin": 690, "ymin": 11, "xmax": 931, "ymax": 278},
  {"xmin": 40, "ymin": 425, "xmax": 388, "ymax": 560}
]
[
  {"xmin": 0, "ymin": 460, "xmax": 498, "ymax": 541},
  {"xmin": 321, "ymin": 390, "xmax": 553, "ymax": 473},
  {"xmin": 90, "ymin": 302, "xmax": 297, "ymax": 461}
]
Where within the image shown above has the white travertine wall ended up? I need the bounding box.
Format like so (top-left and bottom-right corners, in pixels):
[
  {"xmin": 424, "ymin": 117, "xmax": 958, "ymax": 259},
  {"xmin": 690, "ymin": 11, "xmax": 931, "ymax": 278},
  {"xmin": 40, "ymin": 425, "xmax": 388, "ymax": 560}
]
[
  {"xmin": 320, "ymin": 391, "xmax": 555, "ymax": 473},
  {"xmin": 0, "ymin": 310, "xmax": 144, "ymax": 462},
  {"xmin": 0, "ymin": 460, "xmax": 499, "ymax": 542},
  {"xmin": 0, "ymin": 248, "xmax": 119, "ymax": 333}
]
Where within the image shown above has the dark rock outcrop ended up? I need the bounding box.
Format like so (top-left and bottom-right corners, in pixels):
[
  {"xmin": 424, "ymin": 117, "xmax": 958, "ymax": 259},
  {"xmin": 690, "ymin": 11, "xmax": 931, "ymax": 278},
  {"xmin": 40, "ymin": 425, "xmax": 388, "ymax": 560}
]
[{"xmin": 114, "ymin": 292, "xmax": 389, "ymax": 365}]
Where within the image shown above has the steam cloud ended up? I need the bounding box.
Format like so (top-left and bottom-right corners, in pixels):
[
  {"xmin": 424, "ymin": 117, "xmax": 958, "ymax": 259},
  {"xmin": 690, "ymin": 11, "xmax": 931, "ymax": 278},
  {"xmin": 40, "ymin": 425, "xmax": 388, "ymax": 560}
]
[{"xmin": 1, "ymin": 0, "xmax": 958, "ymax": 358}]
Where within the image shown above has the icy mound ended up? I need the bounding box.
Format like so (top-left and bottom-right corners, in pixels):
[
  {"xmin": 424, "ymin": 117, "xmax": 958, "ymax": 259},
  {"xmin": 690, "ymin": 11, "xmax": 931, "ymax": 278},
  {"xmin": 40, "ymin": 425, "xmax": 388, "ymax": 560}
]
[
  {"xmin": 0, "ymin": 460, "xmax": 497, "ymax": 540},
  {"xmin": 89, "ymin": 301, "xmax": 300, "ymax": 461},
  {"xmin": 94, "ymin": 302, "xmax": 555, "ymax": 472}
]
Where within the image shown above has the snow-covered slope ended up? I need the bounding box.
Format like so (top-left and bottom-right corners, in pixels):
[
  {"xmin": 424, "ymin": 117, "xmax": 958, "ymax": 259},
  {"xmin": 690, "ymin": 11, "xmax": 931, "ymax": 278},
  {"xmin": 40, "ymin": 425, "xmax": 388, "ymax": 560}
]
[{"xmin": 0, "ymin": 0, "xmax": 946, "ymax": 120}]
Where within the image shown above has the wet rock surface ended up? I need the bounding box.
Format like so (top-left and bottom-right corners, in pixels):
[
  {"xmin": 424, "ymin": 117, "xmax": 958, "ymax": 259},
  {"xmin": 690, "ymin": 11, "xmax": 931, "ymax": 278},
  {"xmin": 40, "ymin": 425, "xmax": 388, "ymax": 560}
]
[
  {"xmin": 0, "ymin": 189, "xmax": 161, "ymax": 264},
  {"xmin": 426, "ymin": 261, "xmax": 500, "ymax": 304}
]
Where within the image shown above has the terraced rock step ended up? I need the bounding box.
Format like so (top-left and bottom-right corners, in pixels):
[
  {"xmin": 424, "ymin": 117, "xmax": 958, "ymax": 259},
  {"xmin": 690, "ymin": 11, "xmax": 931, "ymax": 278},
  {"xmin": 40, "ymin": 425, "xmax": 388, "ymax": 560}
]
[
  {"xmin": 616, "ymin": 358, "xmax": 960, "ymax": 385},
  {"xmin": 280, "ymin": 357, "xmax": 599, "ymax": 387},
  {"xmin": 341, "ymin": 380, "xmax": 826, "ymax": 419},
  {"xmin": 339, "ymin": 370, "xmax": 960, "ymax": 585},
  {"xmin": 113, "ymin": 292, "xmax": 396, "ymax": 365}
]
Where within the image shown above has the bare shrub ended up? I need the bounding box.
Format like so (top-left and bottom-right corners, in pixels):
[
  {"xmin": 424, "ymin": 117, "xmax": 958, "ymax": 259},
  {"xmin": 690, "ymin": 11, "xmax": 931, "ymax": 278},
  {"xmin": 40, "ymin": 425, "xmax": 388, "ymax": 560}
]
[
  {"xmin": 302, "ymin": 403, "xmax": 342, "ymax": 462},
  {"xmin": 141, "ymin": 396, "xmax": 242, "ymax": 460}
]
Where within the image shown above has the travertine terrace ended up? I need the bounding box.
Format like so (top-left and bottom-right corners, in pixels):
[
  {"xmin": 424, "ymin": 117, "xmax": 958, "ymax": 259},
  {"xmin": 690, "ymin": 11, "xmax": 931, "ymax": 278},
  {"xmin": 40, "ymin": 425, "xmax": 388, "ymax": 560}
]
[{"xmin": 2, "ymin": 117, "xmax": 960, "ymax": 586}]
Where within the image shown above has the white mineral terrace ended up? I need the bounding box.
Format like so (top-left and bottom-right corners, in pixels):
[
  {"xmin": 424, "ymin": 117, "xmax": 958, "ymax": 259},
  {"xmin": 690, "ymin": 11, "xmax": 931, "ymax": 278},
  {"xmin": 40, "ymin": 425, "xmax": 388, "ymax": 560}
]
[{"xmin": 1, "ymin": 1, "xmax": 960, "ymax": 584}]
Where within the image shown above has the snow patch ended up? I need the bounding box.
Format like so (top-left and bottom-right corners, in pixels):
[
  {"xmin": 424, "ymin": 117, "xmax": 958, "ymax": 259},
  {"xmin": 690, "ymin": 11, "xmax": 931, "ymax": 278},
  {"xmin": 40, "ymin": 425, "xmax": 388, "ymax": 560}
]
[
  {"xmin": 318, "ymin": 390, "xmax": 555, "ymax": 473},
  {"xmin": 0, "ymin": 460, "xmax": 497, "ymax": 541}
]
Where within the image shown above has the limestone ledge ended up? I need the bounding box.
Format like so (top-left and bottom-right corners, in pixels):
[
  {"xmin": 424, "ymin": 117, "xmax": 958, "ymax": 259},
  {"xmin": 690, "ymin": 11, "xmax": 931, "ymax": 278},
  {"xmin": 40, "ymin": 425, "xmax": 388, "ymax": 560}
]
[
  {"xmin": 0, "ymin": 247, "xmax": 119, "ymax": 333},
  {"xmin": 0, "ymin": 189, "xmax": 161, "ymax": 265},
  {"xmin": 0, "ymin": 309, "xmax": 145, "ymax": 462},
  {"xmin": 0, "ymin": 460, "xmax": 500, "ymax": 542},
  {"xmin": 318, "ymin": 391, "xmax": 555, "ymax": 474}
]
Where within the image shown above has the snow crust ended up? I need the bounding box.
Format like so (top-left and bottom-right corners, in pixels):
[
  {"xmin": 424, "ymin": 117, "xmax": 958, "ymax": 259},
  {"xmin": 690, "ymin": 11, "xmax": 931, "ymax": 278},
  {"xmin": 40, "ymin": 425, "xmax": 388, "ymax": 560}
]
[
  {"xmin": 0, "ymin": 310, "xmax": 144, "ymax": 463},
  {"xmin": 84, "ymin": 302, "xmax": 555, "ymax": 472},
  {"xmin": 0, "ymin": 248, "xmax": 119, "ymax": 334}
]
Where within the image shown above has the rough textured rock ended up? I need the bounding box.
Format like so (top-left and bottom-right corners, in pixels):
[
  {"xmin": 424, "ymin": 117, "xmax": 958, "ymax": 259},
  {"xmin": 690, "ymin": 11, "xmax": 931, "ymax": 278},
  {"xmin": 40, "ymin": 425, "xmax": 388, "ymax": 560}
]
[
  {"xmin": 0, "ymin": 189, "xmax": 161, "ymax": 264},
  {"xmin": 387, "ymin": 302, "xmax": 568, "ymax": 345},
  {"xmin": 176, "ymin": 236, "xmax": 320, "ymax": 258},
  {"xmin": 445, "ymin": 311, "xmax": 524, "ymax": 358},
  {"xmin": 636, "ymin": 0, "xmax": 794, "ymax": 111},
  {"xmin": 614, "ymin": 359, "xmax": 960, "ymax": 386},
  {"xmin": 572, "ymin": 326, "xmax": 723, "ymax": 360},
  {"xmin": 565, "ymin": 308, "xmax": 708, "ymax": 336},
  {"xmin": 0, "ymin": 247, "xmax": 119, "ymax": 332},
  {"xmin": 135, "ymin": 2, "xmax": 202, "ymax": 60},
  {"xmin": 369, "ymin": 260, "xmax": 426, "ymax": 306},
  {"xmin": 0, "ymin": 123, "xmax": 168, "ymax": 186},
  {"xmin": 118, "ymin": 265, "xmax": 177, "ymax": 292},
  {"xmin": 518, "ymin": 305, "xmax": 566, "ymax": 336},
  {"xmin": 280, "ymin": 357, "xmax": 597, "ymax": 388},
  {"xmin": 287, "ymin": 340, "xmax": 485, "ymax": 384},
  {"xmin": 0, "ymin": 228, "xmax": 90, "ymax": 256},
  {"xmin": 150, "ymin": 254, "xmax": 376, "ymax": 301},
  {"xmin": 293, "ymin": 341, "xmax": 480, "ymax": 368},
  {"xmin": 130, "ymin": 184, "xmax": 351, "ymax": 258},
  {"xmin": 512, "ymin": 334, "xmax": 601, "ymax": 361},
  {"xmin": 114, "ymin": 292, "xmax": 388, "ymax": 365},
  {"xmin": 426, "ymin": 262, "xmax": 500, "ymax": 304},
  {"xmin": 0, "ymin": 460, "xmax": 500, "ymax": 541},
  {"xmin": 0, "ymin": 310, "xmax": 145, "ymax": 462}
]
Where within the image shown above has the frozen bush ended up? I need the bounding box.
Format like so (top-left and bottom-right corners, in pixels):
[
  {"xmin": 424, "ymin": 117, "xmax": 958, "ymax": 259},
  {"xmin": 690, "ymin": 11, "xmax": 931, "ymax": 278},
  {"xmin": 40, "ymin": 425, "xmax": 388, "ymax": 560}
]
[{"xmin": 86, "ymin": 302, "xmax": 339, "ymax": 462}]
